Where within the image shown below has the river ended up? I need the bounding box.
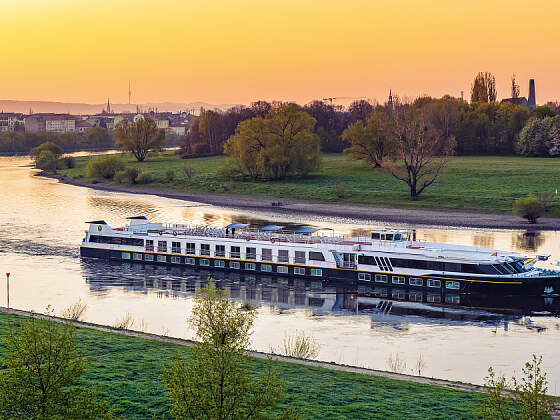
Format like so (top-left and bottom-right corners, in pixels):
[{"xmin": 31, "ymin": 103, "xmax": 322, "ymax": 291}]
[{"xmin": 1, "ymin": 155, "xmax": 560, "ymax": 393}]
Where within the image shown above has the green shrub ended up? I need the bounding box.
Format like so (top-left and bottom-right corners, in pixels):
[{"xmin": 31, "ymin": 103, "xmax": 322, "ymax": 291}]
[
  {"xmin": 125, "ymin": 167, "xmax": 141, "ymax": 184},
  {"xmin": 136, "ymin": 172, "xmax": 153, "ymax": 184},
  {"xmin": 334, "ymin": 183, "xmax": 346, "ymax": 199},
  {"xmin": 513, "ymin": 194, "xmax": 544, "ymax": 224},
  {"xmin": 61, "ymin": 156, "xmax": 75, "ymax": 169},
  {"xmin": 113, "ymin": 170, "xmax": 127, "ymax": 184},
  {"xmin": 30, "ymin": 141, "xmax": 64, "ymax": 158},
  {"xmin": 86, "ymin": 155, "xmax": 126, "ymax": 179},
  {"xmin": 34, "ymin": 150, "xmax": 58, "ymax": 171},
  {"xmin": 165, "ymin": 169, "xmax": 175, "ymax": 182}
]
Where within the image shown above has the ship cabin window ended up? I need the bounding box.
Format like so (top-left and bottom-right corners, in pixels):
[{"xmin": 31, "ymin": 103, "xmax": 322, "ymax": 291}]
[
  {"xmin": 375, "ymin": 274, "xmax": 388, "ymax": 283},
  {"xmin": 394, "ymin": 233, "xmax": 402, "ymax": 241},
  {"xmin": 427, "ymin": 279, "xmax": 441, "ymax": 288},
  {"xmin": 245, "ymin": 262, "xmax": 256, "ymax": 270},
  {"xmin": 392, "ymin": 276, "xmax": 405, "ymax": 284},
  {"xmin": 309, "ymin": 252, "xmax": 325, "ymax": 261},
  {"xmin": 311, "ymin": 268, "xmax": 322, "ymax": 277},
  {"xmin": 427, "ymin": 294, "xmax": 441, "ymax": 303},
  {"xmin": 385, "ymin": 234, "xmax": 394, "ymax": 241},
  {"xmin": 185, "ymin": 257, "xmax": 195, "ymax": 265},
  {"xmin": 358, "ymin": 255, "xmax": 376, "ymax": 265},
  {"xmin": 215, "ymin": 245, "xmax": 226, "ymax": 257},
  {"xmin": 157, "ymin": 255, "xmax": 166, "ymax": 263},
  {"xmin": 185, "ymin": 243, "xmax": 195, "ymax": 255},
  {"xmin": 294, "ymin": 267, "xmax": 305, "ymax": 275},
  {"xmin": 278, "ymin": 249, "xmax": 289, "ymax": 263},
  {"xmin": 358, "ymin": 273, "xmax": 372, "ymax": 281},
  {"xmin": 372, "ymin": 233, "xmax": 381, "ymax": 240},
  {"xmin": 409, "ymin": 277, "xmax": 423, "ymax": 286},
  {"xmin": 246, "ymin": 247, "xmax": 256, "ymax": 260},
  {"xmin": 200, "ymin": 259, "xmax": 210, "ymax": 266},
  {"xmin": 157, "ymin": 241, "xmax": 167, "ymax": 253},
  {"xmin": 133, "ymin": 253, "xmax": 143, "ymax": 260},
  {"xmin": 121, "ymin": 252, "xmax": 131, "ymax": 260},
  {"xmin": 215, "ymin": 260, "xmax": 225, "ymax": 267},
  {"xmin": 230, "ymin": 261, "xmax": 240, "ymax": 269},
  {"xmin": 409, "ymin": 291, "xmax": 423, "ymax": 302},
  {"xmin": 171, "ymin": 241, "xmax": 181, "ymax": 253},
  {"xmin": 231, "ymin": 246, "xmax": 241, "ymax": 259},
  {"xmin": 146, "ymin": 240, "xmax": 154, "ymax": 252},
  {"xmin": 171, "ymin": 256, "xmax": 181, "ymax": 264},
  {"xmin": 446, "ymin": 294, "xmax": 460, "ymax": 304},
  {"xmin": 295, "ymin": 251, "xmax": 306, "ymax": 264},
  {"xmin": 200, "ymin": 244, "xmax": 211, "ymax": 256},
  {"xmin": 445, "ymin": 281, "xmax": 460, "ymax": 290},
  {"xmin": 89, "ymin": 235, "xmax": 144, "ymax": 247},
  {"xmin": 277, "ymin": 265, "xmax": 289, "ymax": 273},
  {"xmin": 444, "ymin": 262, "xmax": 461, "ymax": 272},
  {"xmin": 392, "ymin": 289, "xmax": 406, "ymax": 300},
  {"xmin": 145, "ymin": 254, "xmax": 154, "ymax": 261},
  {"xmin": 262, "ymin": 248, "xmax": 273, "ymax": 261},
  {"xmin": 261, "ymin": 264, "xmax": 272, "ymax": 272}
]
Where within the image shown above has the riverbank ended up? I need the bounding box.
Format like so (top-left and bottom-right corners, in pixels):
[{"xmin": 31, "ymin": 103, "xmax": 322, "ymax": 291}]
[
  {"xmin": 0, "ymin": 308, "xmax": 487, "ymax": 419},
  {"xmin": 46, "ymin": 170, "xmax": 560, "ymax": 230}
]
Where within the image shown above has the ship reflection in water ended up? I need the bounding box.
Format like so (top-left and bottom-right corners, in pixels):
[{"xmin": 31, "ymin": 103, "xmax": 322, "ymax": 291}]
[{"xmin": 81, "ymin": 260, "xmax": 560, "ymax": 324}]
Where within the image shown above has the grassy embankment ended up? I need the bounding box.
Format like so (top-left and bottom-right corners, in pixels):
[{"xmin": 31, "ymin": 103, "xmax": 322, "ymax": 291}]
[
  {"xmin": 59, "ymin": 152, "xmax": 560, "ymax": 216},
  {"xmin": 0, "ymin": 312, "xmax": 484, "ymax": 419}
]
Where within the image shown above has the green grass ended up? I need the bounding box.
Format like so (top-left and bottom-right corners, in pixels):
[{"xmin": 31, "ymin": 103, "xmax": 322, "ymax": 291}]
[
  {"xmin": 0, "ymin": 313, "xmax": 485, "ymax": 419},
  {"xmin": 60, "ymin": 152, "xmax": 560, "ymax": 216}
]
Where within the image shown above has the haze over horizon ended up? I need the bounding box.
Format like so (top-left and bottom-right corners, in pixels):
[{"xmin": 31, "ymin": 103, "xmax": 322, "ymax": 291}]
[{"xmin": 1, "ymin": 0, "xmax": 558, "ymax": 107}]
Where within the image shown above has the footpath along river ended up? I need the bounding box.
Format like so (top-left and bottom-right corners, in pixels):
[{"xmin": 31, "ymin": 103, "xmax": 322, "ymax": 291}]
[{"xmin": 1, "ymin": 155, "xmax": 560, "ymax": 392}]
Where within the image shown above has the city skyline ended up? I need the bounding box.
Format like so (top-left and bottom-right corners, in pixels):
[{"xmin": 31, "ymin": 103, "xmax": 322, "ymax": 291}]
[{"xmin": 1, "ymin": 0, "xmax": 559, "ymax": 105}]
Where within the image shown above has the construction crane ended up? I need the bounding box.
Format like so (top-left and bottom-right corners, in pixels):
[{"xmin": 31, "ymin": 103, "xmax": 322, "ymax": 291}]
[{"xmin": 322, "ymin": 96, "xmax": 368, "ymax": 104}]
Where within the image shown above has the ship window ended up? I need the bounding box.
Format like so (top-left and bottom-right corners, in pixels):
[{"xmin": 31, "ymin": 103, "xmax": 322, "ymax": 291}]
[
  {"xmin": 200, "ymin": 259, "xmax": 210, "ymax": 266},
  {"xmin": 245, "ymin": 262, "xmax": 256, "ymax": 270},
  {"xmin": 427, "ymin": 294, "xmax": 441, "ymax": 303},
  {"xmin": 146, "ymin": 240, "xmax": 154, "ymax": 252},
  {"xmin": 409, "ymin": 291, "xmax": 423, "ymax": 302},
  {"xmin": 185, "ymin": 243, "xmax": 195, "ymax": 255},
  {"xmin": 394, "ymin": 234, "xmax": 402, "ymax": 241},
  {"xmin": 492, "ymin": 264, "xmax": 508, "ymax": 275},
  {"xmin": 171, "ymin": 256, "xmax": 181, "ymax": 264},
  {"xmin": 261, "ymin": 264, "xmax": 272, "ymax": 272},
  {"xmin": 230, "ymin": 261, "xmax": 240, "ymax": 269},
  {"xmin": 358, "ymin": 255, "xmax": 376, "ymax": 265},
  {"xmin": 427, "ymin": 279, "xmax": 441, "ymax": 288},
  {"xmin": 392, "ymin": 289, "xmax": 405, "ymax": 300},
  {"xmin": 144, "ymin": 254, "xmax": 154, "ymax": 261},
  {"xmin": 231, "ymin": 246, "xmax": 241, "ymax": 259},
  {"xmin": 295, "ymin": 251, "xmax": 306, "ymax": 264},
  {"xmin": 278, "ymin": 249, "xmax": 289, "ymax": 263},
  {"xmin": 201, "ymin": 244, "xmax": 211, "ymax": 256},
  {"xmin": 385, "ymin": 234, "xmax": 394, "ymax": 241},
  {"xmin": 372, "ymin": 232, "xmax": 381, "ymax": 240},
  {"xmin": 309, "ymin": 252, "xmax": 325, "ymax": 261},
  {"xmin": 157, "ymin": 255, "xmax": 166, "ymax": 263},
  {"xmin": 375, "ymin": 274, "xmax": 388, "ymax": 283},
  {"xmin": 503, "ymin": 263, "xmax": 516, "ymax": 274},
  {"xmin": 358, "ymin": 273, "xmax": 372, "ymax": 281},
  {"xmin": 444, "ymin": 262, "xmax": 461, "ymax": 272},
  {"xmin": 157, "ymin": 241, "xmax": 167, "ymax": 253},
  {"xmin": 311, "ymin": 269, "xmax": 322, "ymax": 277},
  {"xmin": 446, "ymin": 294, "xmax": 460, "ymax": 304},
  {"xmin": 373, "ymin": 286, "xmax": 388, "ymax": 297},
  {"xmin": 133, "ymin": 253, "xmax": 143, "ymax": 260},
  {"xmin": 215, "ymin": 260, "xmax": 225, "ymax": 267},
  {"xmin": 262, "ymin": 248, "xmax": 273, "ymax": 261},
  {"xmin": 409, "ymin": 277, "xmax": 423, "ymax": 286},
  {"xmin": 121, "ymin": 252, "xmax": 131, "ymax": 260},
  {"xmin": 215, "ymin": 245, "xmax": 225, "ymax": 257},
  {"xmin": 446, "ymin": 281, "xmax": 460, "ymax": 290},
  {"xmin": 294, "ymin": 267, "xmax": 305, "ymax": 275},
  {"xmin": 392, "ymin": 276, "xmax": 405, "ymax": 284},
  {"xmin": 171, "ymin": 241, "xmax": 181, "ymax": 253},
  {"xmin": 277, "ymin": 265, "xmax": 289, "ymax": 273},
  {"xmin": 246, "ymin": 247, "xmax": 256, "ymax": 260},
  {"xmin": 185, "ymin": 257, "xmax": 195, "ymax": 265}
]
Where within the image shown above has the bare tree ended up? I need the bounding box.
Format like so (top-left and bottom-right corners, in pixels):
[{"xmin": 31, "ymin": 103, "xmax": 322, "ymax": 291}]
[
  {"xmin": 382, "ymin": 101, "xmax": 456, "ymax": 200},
  {"xmin": 471, "ymin": 72, "xmax": 497, "ymax": 103}
]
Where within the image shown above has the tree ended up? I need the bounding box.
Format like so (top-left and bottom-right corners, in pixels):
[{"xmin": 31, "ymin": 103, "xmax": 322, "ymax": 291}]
[
  {"xmin": 224, "ymin": 104, "xmax": 321, "ymax": 180},
  {"xmin": 30, "ymin": 141, "xmax": 64, "ymax": 158},
  {"xmin": 115, "ymin": 117, "xmax": 165, "ymax": 162},
  {"xmin": 0, "ymin": 314, "xmax": 113, "ymax": 419},
  {"xmin": 511, "ymin": 74, "xmax": 520, "ymax": 101},
  {"xmin": 382, "ymin": 102, "xmax": 456, "ymax": 200},
  {"xmin": 513, "ymin": 194, "xmax": 544, "ymax": 224},
  {"xmin": 160, "ymin": 282, "xmax": 296, "ymax": 420},
  {"xmin": 471, "ymin": 72, "xmax": 497, "ymax": 103},
  {"xmin": 348, "ymin": 99, "xmax": 375, "ymax": 122},
  {"xmin": 342, "ymin": 110, "xmax": 394, "ymax": 168}
]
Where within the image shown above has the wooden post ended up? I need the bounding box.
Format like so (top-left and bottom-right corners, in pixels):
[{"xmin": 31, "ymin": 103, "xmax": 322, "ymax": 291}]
[{"xmin": 6, "ymin": 273, "xmax": 10, "ymax": 313}]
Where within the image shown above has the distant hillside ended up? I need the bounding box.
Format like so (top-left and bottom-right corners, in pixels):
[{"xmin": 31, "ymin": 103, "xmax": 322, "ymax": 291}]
[{"xmin": 0, "ymin": 100, "xmax": 236, "ymax": 114}]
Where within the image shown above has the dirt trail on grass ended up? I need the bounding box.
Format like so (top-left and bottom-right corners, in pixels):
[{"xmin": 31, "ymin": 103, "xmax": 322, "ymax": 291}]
[{"xmin": 43, "ymin": 174, "xmax": 560, "ymax": 230}]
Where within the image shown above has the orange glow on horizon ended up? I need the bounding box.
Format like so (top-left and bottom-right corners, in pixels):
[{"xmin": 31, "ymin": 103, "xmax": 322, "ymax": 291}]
[{"xmin": 1, "ymin": 0, "xmax": 558, "ymax": 106}]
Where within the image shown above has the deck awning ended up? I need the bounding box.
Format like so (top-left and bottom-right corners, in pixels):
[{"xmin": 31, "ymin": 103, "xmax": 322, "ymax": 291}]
[
  {"xmin": 260, "ymin": 225, "xmax": 284, "ymax": 231},
  {"xmin": 295, "ymin": 226, "xmax": 331, "ymax": 234},
  {"xmin": 225, "ymin": 223, "xmax": 249, "ymax": 229},
  {"xmin": 86, "ymin": 220, "xmax": 107, "ymax": 224},
  {"xmin": 126, "ymin": 216, "xmax": 148, "ymax": 220}
]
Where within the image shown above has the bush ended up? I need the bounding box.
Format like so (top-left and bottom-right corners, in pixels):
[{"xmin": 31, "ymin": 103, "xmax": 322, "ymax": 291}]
[
  {"xmin": 165, "ymin": 169, "xmax": 175, "ymax": 182},
  {"xmin": 30, "ymin": 141, "xmax": 64, "ymax": 158},
  {"xmin": 61, "ymin": 156, "xmax": 75, "ymax": 169},
  {"xmin": 136, "ymin": 172, "xmax": 153, "ymax": 184},
  {"xmin": 86, "ymin": 155, "xmax": 126, "ymax": 179},
  {"xmin": 182, "ymin": 165, "xmax": 195, "ymax": 183},
  {"xmin": 34, "ymin": 150, "xmax": 59, "ymax": 171},
  {"xmin": 334, "ymin": 183, "xmax": 346, "ymax": 199},
  {"xmin": 125, "ymin": 167, "xmax": 141, "ymax": 184},
  {"xmin": 513, "ymin": 194, "xmax": 544, "ymax": 224},
  {"xmin": 113, "ymin": 170, "xmax": 127, "ymax": 184}
]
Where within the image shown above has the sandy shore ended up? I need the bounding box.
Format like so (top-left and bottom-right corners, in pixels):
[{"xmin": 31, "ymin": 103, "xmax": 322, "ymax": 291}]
[{"xmin": 44, "ymin": 173, "xmax": 560, "ymax": 230}]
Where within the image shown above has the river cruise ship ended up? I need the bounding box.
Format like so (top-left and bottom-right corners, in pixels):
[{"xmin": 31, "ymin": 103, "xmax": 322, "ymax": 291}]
[{"xmin": 80, "ymin": 217, "xmax": 560, "ymax": 296}]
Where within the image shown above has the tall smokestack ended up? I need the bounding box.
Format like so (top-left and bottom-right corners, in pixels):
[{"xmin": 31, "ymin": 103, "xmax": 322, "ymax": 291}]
[{"xmin": 528, "ymin": 79, "xmax": 536, "ymax": 110}]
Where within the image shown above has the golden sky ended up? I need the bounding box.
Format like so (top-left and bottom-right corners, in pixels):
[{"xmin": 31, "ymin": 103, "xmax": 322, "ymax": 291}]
[{"xmin": 1, "ymin": 0, "xmax": 558, "ymax": 106}]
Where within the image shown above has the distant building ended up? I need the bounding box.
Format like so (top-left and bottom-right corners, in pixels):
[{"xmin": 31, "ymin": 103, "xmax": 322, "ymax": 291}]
[
  {"xmin": 168, "ymin": 123, "xmax": 186, "ymax": 136},
  {"xmin": 24, "ymin": 114, "xmax": 75, "ymax": 133},
  {"xmin": 75, "ymin": 119, "xmax": 93, "ymax": 133},
  {"xmin": 0, "ymin": 113, "xmax": 24, "ymax": 131},
  {"xmin": 501, "ymin": 78, "xmax": 536, "ymax": 111}
]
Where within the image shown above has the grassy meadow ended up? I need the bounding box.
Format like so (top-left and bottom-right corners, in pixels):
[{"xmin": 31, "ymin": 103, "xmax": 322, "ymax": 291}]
[
  {"xmin": 0, "ymin": 313, "xmax": 485, "ymax": 419},
  {"xmin": 59, "ymin": 152, "xmax": 560, "ymax": 216}
]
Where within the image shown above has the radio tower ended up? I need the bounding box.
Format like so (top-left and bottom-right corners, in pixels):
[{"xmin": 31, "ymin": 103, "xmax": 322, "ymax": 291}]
[{"xmin": 128, "ymin": 80, "xmax": 131, "ymax": 105}]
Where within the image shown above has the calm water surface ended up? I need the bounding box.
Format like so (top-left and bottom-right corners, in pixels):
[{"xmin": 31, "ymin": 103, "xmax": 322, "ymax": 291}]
[{"xmin": 1, "ymin": 156, "xmax": 560, "ymax": 392}]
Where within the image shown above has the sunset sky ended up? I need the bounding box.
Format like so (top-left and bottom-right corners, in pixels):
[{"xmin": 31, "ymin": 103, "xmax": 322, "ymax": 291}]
[{"xmin": 1, "ymin": 0, "xmax": 559, "ymax": 106}]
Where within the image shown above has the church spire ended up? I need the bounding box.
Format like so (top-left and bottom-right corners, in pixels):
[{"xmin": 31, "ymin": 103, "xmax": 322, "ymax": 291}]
[
  {"xmin": 388, "ymin": 89, "xmax": 393, "ymax": 109},
  {"xmin": 106, "ymin": 98, "xmax": 111, "ymax": 114}
]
